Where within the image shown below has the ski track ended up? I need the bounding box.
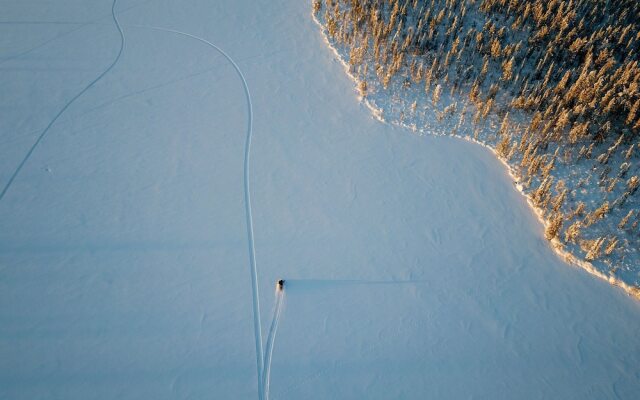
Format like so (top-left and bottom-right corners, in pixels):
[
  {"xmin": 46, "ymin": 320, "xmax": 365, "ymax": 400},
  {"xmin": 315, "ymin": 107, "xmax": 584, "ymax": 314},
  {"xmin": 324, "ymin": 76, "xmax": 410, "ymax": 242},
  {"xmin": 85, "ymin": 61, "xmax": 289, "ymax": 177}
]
[
  {"xmin": 263, "ymin": 288, "xmax": 285, "ymax": 400},
  {"xmin": 123, "ymin": 24, "xmax": 265, "ymax": 399},
  {"xmin": 4, "ymin": 48, "xmax": 287, "ymax": 149},
  {"xmin": 0, "ymin": 0, "xmax": 152, "ymax": 66},
  {"xmin": 3, "ymin": 15, "xmax": 267, "ymax": 397},
  {"xmin": 0, "ymin": 21, "xmax": 86, "ymax": 25},
  {"xmin": 0, "ymin": 0, "xmax": 125, "ymax": 202}
]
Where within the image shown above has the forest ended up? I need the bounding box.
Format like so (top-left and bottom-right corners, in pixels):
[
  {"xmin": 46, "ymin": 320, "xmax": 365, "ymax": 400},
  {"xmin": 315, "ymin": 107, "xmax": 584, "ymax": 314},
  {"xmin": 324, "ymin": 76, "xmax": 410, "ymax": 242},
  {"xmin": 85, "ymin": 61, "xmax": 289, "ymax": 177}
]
[{"xmin": 313, "ymin": 0, "xmax": 640, "ymax": 292}]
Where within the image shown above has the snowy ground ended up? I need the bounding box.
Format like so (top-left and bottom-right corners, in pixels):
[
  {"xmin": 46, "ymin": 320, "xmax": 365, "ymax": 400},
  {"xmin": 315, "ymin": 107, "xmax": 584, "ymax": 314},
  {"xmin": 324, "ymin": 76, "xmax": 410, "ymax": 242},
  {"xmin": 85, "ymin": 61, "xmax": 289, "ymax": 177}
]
[
  {"xmin": 311, "ymin": 5, "xmax": 640, "ymax": 294},
  {"xmin": 1, "ymin": 0, "xmax": 639, "ymax": 399}
]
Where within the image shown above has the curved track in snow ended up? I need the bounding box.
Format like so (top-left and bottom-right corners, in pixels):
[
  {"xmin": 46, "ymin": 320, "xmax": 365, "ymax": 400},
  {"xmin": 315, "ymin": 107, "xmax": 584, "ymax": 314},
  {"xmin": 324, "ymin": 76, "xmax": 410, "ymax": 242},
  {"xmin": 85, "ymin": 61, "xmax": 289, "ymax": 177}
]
[
  {"xmin": 262, "ymin": 288, "xmax": 284, "ymax": 400},
  {"xmin": 3, "ymin": 16, "xmax": 267, "ymax": 397},
  {"xmin": 0, "ymin": 0, "xmax": 125, "ymax": 202},
  {"xmin": 126, "ymin": 24, "xmax": 265, "ymax": 399}
]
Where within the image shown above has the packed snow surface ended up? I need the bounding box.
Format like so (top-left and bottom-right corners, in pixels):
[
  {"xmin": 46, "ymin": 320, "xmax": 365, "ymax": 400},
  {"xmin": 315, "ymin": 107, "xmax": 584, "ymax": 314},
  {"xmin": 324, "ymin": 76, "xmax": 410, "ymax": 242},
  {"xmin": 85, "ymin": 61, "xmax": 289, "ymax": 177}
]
[{"xmin": 0, "ymin": 0, "xmax": 639, "ymax": 399}]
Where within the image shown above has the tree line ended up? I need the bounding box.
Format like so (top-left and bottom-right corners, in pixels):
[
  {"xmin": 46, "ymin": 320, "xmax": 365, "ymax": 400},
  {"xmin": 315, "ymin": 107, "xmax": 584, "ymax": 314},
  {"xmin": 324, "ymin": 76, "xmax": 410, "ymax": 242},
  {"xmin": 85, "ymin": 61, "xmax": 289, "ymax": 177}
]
[{"xmin": 314, "ymin": 0, "xmax": 640, "ymax": 281}]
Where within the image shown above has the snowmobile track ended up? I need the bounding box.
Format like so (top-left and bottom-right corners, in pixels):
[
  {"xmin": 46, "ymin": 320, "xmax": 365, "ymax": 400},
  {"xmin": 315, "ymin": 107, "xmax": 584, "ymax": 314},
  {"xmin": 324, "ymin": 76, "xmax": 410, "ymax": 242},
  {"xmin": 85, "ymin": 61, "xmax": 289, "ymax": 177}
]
[
  {"xmin": 262, "ymin": 287, "xmax": 284, "ymax": 400},
  {"xmin": 2, "ymin": 12, "xmax": 266, "ymax": 398},
  {"xmin": 125, "ymin": 24, "xmax": 265, "ymax": 400},
  {"xmin": 0, "ymin": 0, "xmax": 125, "ymax": 202}
]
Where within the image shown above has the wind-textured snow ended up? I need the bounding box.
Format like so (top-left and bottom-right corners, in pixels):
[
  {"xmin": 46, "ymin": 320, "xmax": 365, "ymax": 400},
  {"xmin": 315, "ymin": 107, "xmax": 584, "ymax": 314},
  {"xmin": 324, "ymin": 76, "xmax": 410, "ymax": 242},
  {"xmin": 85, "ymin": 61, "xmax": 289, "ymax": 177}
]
[{"xmin": 0, "ymin": 0, "xmax": 639, "ymax": 399}]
